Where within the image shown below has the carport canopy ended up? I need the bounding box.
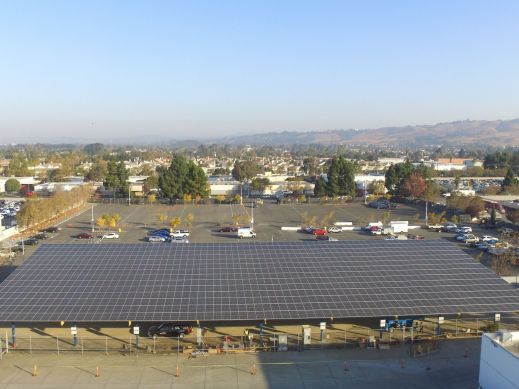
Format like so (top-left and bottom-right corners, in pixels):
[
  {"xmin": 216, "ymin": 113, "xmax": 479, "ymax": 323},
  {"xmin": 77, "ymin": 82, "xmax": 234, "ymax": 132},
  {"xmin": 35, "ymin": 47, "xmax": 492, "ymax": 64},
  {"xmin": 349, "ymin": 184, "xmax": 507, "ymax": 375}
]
[{"xmin": 0, "ymin": 241, "xmax": 518, "ymax": 322}]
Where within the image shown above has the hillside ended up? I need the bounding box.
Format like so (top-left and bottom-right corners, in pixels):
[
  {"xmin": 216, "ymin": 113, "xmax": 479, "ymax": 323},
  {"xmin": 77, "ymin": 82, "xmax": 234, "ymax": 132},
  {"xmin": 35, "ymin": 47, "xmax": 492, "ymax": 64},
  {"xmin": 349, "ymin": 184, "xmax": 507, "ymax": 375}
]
[{"xmin": 214, "ymin": 119, "xmax": 519, "ymax": 147}]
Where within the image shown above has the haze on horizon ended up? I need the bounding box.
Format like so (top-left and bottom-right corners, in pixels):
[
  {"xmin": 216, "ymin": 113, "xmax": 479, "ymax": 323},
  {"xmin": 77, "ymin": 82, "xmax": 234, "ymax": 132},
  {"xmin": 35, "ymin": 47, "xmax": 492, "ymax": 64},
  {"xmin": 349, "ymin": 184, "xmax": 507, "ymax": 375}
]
[{"xmin": 1, "ymin": 0, "xmax": 518, "ymax": 143}]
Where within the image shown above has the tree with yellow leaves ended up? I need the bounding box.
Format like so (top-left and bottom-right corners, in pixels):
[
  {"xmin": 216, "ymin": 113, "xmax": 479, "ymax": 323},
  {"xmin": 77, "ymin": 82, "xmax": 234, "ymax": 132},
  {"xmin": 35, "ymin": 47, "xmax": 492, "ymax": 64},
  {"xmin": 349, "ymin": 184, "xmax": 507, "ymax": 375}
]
[{"xmin": 170, "ymin": 216, "xmax": 181, "ymax": 230}]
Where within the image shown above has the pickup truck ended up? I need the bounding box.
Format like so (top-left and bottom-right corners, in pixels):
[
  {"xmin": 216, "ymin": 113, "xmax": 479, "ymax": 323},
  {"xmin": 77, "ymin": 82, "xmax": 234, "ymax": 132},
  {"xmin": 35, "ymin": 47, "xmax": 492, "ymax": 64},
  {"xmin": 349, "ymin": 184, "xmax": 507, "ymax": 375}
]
[
  {"xmin": 170, "ymin": 230, "xmax": 190, "ymax": 238},
  {"xmin": 427, "ymin": 224, "xmax": 442, "ymax": 231}
]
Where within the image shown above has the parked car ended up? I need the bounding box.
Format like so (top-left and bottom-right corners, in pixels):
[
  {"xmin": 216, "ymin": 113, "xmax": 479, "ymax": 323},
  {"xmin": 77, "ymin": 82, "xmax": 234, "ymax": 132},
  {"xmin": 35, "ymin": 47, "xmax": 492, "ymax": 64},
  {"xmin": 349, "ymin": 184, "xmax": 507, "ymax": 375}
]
[
  {"xmin": 170, "ymin": 237, "xmax": 189, "ymax": 244},
  {"xmin": 311, "ymin": 228, "xmax": 327, "ymax": 236},
  {"xmin": 149, "ymin": 228, "xmax": 170, "ymax": 236},
  {"xmin": 147, "ymin": 323, "xmax": 193, "ymax": 338},
  {"xmin": 148, "ymin": 236, "xmax": 166, "ymax": 242},
  {"xmin": 171, "ymin": 229, "xmax": 190, "ymax": 238},
  {"xmin": 41, "ymin": 226, "xmax": 61, "ymax": 233},
  {"xmin": 480, "ymin": 235, "xmax": 499, "ymax": 242},
  {"xmin": 441, "ymin": 223, "xmax": 458, "ymax": 232},
  {"xmin": 218, "ymin": 226, "xmax": 238, "ymax": 232},
  {"xmin": 455, "ymin": 226, "xmax": 472, "ymax": 234},
  {"xmin": 302, "ymin": 226, "xmax": 315, "ymax": 234},
  {"xmin": 407, "ymin": 234, "xmax": 425, "ymax": 240},
  {"xmin": 316, "ymin": 235, "xmax": 338, "ymax": 241},
  {"xmin": 76, "ymin": 233, "xmax": 94, "ymax": 240},
  {"xmin": 102, "ymin": 232, "xmax": 120, "ymax": 239},
  {"xmin": 23, "ymin": 238, "xmax": 39, "ymax": 246},
  {"xmin": 456, "ymin": 234, "xmax": 479, "ymax": 243},
  {"xmin": 33, "ymin": 232, "xmax": 50, "ymax": 240},
  {"xmin": 327, "ymin": 226, "xmax": 342, "ymax": 233},
  {"xmin": 427, "ymin": 224, "xmax": 442, "ymax": 231}
]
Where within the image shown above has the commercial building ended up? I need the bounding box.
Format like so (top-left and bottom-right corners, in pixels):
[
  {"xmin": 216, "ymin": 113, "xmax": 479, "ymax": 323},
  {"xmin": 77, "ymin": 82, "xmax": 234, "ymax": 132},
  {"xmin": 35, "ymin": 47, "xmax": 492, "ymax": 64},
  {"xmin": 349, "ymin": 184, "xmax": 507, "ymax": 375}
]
[{"xmin": 479, "ymin": 331, "xmax": 519, "ymax": 389}]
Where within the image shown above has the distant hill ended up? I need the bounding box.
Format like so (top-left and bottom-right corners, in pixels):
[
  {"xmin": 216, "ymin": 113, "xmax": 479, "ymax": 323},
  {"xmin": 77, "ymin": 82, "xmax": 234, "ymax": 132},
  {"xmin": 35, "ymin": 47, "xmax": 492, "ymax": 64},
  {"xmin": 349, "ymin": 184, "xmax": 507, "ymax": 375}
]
[{"xmin": 213, "ymin": 119, "xmax": 519, "ymax": 147}]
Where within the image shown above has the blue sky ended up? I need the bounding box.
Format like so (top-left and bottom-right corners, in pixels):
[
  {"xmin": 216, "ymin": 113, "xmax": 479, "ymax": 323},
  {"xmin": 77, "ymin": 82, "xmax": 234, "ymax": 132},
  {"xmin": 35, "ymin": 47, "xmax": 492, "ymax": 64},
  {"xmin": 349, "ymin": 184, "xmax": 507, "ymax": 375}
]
[{"xmin": 1, "ymin": 0, "xmax": 518, "ymax": 142}]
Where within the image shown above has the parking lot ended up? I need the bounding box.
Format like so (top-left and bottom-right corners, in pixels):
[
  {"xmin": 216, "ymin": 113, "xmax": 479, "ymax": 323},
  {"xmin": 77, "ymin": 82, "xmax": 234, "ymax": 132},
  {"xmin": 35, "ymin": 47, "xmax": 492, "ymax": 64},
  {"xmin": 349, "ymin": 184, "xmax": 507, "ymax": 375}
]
[{"xmin": 1, "ymin": 199, "xmax": 500, "ymax": 267}]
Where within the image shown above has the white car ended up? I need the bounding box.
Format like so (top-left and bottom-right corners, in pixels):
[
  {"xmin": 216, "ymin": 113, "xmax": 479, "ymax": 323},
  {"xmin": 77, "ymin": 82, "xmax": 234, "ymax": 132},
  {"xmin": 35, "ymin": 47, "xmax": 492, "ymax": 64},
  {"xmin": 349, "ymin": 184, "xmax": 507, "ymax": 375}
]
[
  {"xmin": 148, "ymin": 236, "xmax": 166, "ymax": 242},
  {"xmin": 480, "ymin": 235, "xmax": 498, "ymax": 242},
  {"xmin": 170, "ymin": 237, "xmax": 189, "ymax": 244},
  {"xmin": 170, "ymin": 230, "xmax": 190, "ymax": 238},
  {"xmin": 327, "ymin": 226, "xmax": 342, "ymax": 233},
  {"xmin": 102, "ymin": 232, "xmax": 119, "ymax": 239},
  {"xmin": 455, "ymin": 226, "xmax": 472, "ymax": 234}
]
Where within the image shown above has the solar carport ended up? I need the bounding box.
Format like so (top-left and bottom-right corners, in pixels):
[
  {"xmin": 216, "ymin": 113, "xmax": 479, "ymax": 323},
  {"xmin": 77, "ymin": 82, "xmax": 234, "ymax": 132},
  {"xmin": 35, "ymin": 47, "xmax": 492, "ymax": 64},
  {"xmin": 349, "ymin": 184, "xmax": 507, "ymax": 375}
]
[{"xmin": 0, "ymin": 241, "xmax": 518, "ymax": 324}]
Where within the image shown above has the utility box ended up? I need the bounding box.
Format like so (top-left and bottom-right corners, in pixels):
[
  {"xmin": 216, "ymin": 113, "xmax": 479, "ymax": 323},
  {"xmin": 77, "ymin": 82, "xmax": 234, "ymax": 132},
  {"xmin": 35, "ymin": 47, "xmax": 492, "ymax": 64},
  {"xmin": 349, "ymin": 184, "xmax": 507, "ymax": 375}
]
[
  {"xmin": 302, "ymin": 325, "xmax": 311, "ymax": 345},
  {"xmin": 278, "ymin": 334, "xmax": 288, "ymax": 351}
]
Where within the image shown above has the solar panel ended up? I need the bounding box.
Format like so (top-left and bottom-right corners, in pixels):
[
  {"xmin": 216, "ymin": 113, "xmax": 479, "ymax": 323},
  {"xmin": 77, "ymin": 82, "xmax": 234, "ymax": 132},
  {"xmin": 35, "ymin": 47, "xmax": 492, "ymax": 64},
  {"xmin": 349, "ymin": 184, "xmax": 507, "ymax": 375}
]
[{"xmin": 0, "ymin": 241, "xmax": 518, "ymax": 322}]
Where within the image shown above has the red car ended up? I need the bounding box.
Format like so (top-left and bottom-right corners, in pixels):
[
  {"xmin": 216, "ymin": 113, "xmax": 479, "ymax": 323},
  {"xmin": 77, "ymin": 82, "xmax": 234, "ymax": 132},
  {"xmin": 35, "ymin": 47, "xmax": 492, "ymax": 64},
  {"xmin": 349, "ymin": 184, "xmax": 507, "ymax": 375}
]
[
  {"xmin": 312, "ymin": 228, "xmax": 327, "ymax": 236},
  {"xmin": 76, "ymin": 233, "xmax": 94, "ymax": 239},
  {"xmin": 219, "ymin": 226, "xmax": 238, "ymax": 232}
]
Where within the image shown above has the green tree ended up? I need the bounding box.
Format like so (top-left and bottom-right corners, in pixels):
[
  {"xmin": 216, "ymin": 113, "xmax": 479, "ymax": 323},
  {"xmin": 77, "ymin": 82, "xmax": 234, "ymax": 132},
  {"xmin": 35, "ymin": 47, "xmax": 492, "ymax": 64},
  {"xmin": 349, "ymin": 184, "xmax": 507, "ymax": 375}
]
[
  {"xmin": 250, "ymin": 177, "xmax": 270, "ymax": 193},
  {"xmin": 85, "ymin": 161, "xmax": 107, "ymax": 182},
  {"xmin": 326, "ymin": 157, "xmax": 356, "ymax": 197},
  {"xmin": 313, "ymin": 178, "xmax": 326, "ymax": 197},
  {"xmin": 83, "ymin": 143, "xmax": 104, "ymax": 156},
  {"xmin": 502, "ymin": 168, "xmax": 517, "ymax": 190},
  {"xmin": 490, "ymin": 208, "xmax": 497, "ymax": 226},
  {"xmin": 231, "ymin": 160, "xmax": 261, "ymax": 182},
  {"xmin": 103, "ymin": 160, "xmax": 129, "ymax": 194},
  {"xmin": 384, "ymin": 161, "xmax": 413, "ymax": 195},
  {"xmin": 159, "ymin": 155, "xmax": 209, "ymax": 199},
  {"xmin": 5, "ymin": 178, "xmax": 21, "ymax": 193}
]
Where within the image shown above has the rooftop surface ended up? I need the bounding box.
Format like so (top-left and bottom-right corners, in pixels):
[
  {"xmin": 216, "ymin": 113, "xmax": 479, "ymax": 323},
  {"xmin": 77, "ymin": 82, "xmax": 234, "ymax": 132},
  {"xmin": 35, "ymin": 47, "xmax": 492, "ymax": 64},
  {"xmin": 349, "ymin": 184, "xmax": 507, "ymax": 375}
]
[{"xmin": 0, "ymin": 241, "xmax": 518, "ymax": 322}]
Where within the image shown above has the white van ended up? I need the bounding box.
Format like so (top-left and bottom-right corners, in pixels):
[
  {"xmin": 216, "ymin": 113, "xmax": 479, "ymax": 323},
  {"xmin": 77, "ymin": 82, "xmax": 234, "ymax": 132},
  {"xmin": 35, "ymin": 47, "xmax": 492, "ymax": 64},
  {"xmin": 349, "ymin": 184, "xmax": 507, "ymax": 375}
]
[{"xmin": 238, "ymin": 228, "xmax": 256, "ymax": 239}]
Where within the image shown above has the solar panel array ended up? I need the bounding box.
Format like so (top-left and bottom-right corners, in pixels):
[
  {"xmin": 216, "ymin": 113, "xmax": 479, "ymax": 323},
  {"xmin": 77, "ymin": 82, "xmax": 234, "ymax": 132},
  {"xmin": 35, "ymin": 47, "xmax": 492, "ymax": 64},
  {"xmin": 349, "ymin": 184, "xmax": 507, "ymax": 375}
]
[{"xmin": 0, "ymin": 241, "xmax": 518, "ymax": 322}]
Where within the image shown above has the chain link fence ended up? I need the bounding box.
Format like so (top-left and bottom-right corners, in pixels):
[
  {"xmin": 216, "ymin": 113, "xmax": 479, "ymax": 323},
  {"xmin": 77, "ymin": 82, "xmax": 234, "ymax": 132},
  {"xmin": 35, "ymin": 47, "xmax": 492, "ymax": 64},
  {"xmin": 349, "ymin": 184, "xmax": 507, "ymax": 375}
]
[{"xmin": 2, "ymin": 315, "xmax": 518, "ymax": 356}]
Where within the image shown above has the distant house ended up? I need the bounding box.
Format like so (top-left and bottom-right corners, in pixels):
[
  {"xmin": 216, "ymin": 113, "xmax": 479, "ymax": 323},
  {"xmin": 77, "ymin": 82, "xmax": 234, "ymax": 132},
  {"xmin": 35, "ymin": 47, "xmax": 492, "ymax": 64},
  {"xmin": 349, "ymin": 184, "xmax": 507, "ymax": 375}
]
[{"xmin": 427, "ymin": 158, "xmax": 483, "ymax": 171}]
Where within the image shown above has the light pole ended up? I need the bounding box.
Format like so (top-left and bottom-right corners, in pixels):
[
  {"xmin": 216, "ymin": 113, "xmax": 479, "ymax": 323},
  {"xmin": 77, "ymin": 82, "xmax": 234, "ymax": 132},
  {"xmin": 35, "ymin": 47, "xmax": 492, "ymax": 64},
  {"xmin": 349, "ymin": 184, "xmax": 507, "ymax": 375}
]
[{"xmin": 91, "ymin": 204, "xmax": 94, "ymax": 232}]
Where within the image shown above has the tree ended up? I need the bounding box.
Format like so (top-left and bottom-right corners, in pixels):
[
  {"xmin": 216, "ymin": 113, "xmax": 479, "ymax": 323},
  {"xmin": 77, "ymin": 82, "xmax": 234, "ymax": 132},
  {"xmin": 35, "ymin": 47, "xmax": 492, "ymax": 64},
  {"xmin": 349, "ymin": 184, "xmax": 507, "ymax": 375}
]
[
  {"xmin": 148, "ymin": 193, "xmax": 156, "ymax": 205},
  {"xmin": 213, "ymin": 167, "xmax": 230, "ymax": 175},
  {"xmin": 85, "ymin": 161, "xmax": 107, "ymax": 182},
  {"xmin": 490, "ymin": 208, "xmax": 497, "ymax": 226},
  {"xmin": 5, "ymin": 178, "xmax": 20, "ymax": 193},
  {"xmin": 370, "ymin": 181, "xmax": 386, "ymax": 196},
  {"xmin": 233, "ymin": 194, "xmax": 241, "ymax": 204},
  {"xmin": 250, "ymin": 177, "xmax": 270, "ymax": 193},
  {"xmin": 302, "ymin": 157, "xmax": 317, "ymax": 176},
  {"xmin": 83, "ymin": 143, "xmax": 104, "ymax": 156},
  {"xmin": 231, "ymin": 161, "xmax": 261, "ymax": 182},
  {"xmin": 384, "ymin": 162, "xmax": 413, "ymax": 195},
  {"xmin": 465, "ymin": 198, "xmax": 485, "ymax": 218},
  {"xmin": 423, "ymin": 181, "xmax": 441, "ymax": 203},
  {"xmin": 313, "ymin": 178, "xmax": 326, "ymax": 197},
  {"xmin": 96, "ymin": 216, "xmax": 106, "ymax": 231},
  {"xmin": 215, "ymin": 195, "xmax": 225, "ymax": 204},
  {"xmin": 103, "ymin": 160, "xmax": 129, "ymax": 194},
  {"xmin": 170, "ymin": 217, "xmax": 181, "ymax": 230},
  {"xmin": 143, "ymin": 176, "xmax": 158, "ymax": 193},
  {"xmin": 184, "ymin": 213, "xmax": 194, "ymax": 228},
  {"xmin": 157, "ymin": 214, "xmax": 168, "ymax": 226},
  {"xmin": 326, "ymin": 157, "xmax": 356, "ymax": 197},
  {"xmin": 401, "ymin": 173, "xmax": 426, "ymax": 198},
  {"xmin": 159, "ymin": 155, "xmax": 209, "ymax": 199},
  {"xmin": 502, "ymin": 168, "xmax": 517, "ymax": 190}
]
